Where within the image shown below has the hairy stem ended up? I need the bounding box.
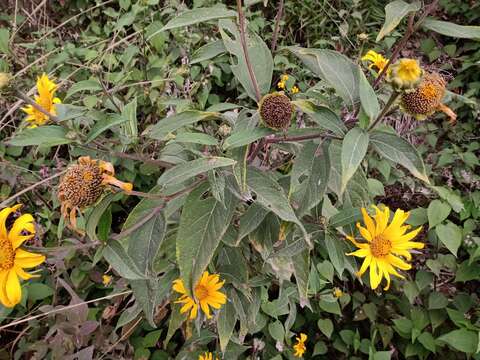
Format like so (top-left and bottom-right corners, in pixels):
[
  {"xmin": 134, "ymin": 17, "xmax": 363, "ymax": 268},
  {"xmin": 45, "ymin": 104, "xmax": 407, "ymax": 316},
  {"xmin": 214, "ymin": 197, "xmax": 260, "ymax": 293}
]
[{"xmin": 271, "ymin": 0, "xmax": 285, "ymax": 53}]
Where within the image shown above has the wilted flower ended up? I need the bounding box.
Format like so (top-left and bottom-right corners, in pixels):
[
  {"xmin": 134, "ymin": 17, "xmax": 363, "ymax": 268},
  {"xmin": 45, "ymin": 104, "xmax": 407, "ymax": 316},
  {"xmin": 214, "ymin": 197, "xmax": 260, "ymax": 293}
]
[
  {"xmin": 387, "ymin": 58, "xmax": 423, "ymax": 91},
  {"xmin": 0, "ymin": 205, "xmax": 45, "ymax": 308},
  {"xmin": 172, "ymin": 271, "xmax": 227, "ymax": 320},
  {"xmin": 22, "ymin": 73, "xmax": 61, "ymax": 127},
  {"xmin": 400, "ymin": 71, "xmax": 457, "ymax": 123},
  {"xmin": 258, "ymin": 92, "xmax": 293, "ymax": 130},
  {"xmin": 293, "ymin": 333, "xmax": 307, "ymax": 357},
  {"xmin": 58, "ymin": 156, "xmax": 133, "ymax": 229},
  {"xmin": 346, "ymin": 206, "xmax": 424, "ymax": 290},
  {"xmin": 362, "ymin": 50, "xmax": 388, "ymax": 73}
]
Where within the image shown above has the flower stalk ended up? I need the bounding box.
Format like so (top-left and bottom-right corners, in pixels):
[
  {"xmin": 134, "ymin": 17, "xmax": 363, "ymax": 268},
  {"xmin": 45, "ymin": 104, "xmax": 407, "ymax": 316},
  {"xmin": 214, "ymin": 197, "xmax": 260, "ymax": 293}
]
[{"xmin": 367, "ymin": 90, "xmax": 401, "ymax": 132}]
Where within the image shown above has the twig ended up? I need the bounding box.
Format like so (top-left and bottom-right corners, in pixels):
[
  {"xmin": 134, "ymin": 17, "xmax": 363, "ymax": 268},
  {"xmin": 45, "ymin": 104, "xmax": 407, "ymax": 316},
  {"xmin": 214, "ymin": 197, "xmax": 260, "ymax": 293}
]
[
  {"xmin": 13, "ymin": 89, "xmax": 60, "ymax": 123},
  {"xmin": 266, "ymin": 132, "xmax": 341, "ymax": 143},
  {"xmin": 98, "ymin": 316, "xmax": 143, "ymax": 360},
  {"xmin": 0, "ymin": 170, "xmax": 66, "ymax": 207},
  {"xmin": 367, "ymin": 91, "xmax": 401, "ymax": 131},
  {"xmin": 247, "ymin": 138, "xmax": 265, "ymax": 163},
  {"xmin": 270, "ymin": 0, "xmax": 285, "ymax": 53},
  {"xmin": 236, "ymin": 0, "xmax": 262, "ymax": 102},
  {"xmin": 111, "ymin": 206, "xmax": 164, "ymax": 241},
  {"xmin": 373, "ymin": 0, "xmax": 439, "ymax": 88},
  {"xmin": 0, "ymin": 290, "xmax": 132, "ymax": 331}
]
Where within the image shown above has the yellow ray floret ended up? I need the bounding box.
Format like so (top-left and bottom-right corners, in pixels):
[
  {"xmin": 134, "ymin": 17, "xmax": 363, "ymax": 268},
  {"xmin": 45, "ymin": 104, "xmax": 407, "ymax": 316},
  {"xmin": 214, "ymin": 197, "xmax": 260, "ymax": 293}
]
[
  {"xmin": 0, "ymin": 205, "xmax": 45, "ymax": 308},
  {"xmin": 346, "ymin": 205, "xmax": 424, "ymax": 291},
  {"xmin": 361, "ymin": 50, "xmax": 388, "ymax": 73},
  {"xmin": 293, "ymin": 333, "xmax": 307, "ymax": 357},
  {"xmin": 21, "ymin": 73, "xmax": 61, "ymax": 127},
  {"xmin": 172, "ymin": 271, "xmax": 227, "ymax": 320},
  {"xmin": 198, "ymin": 352, "xmax": 219, "ymax": 360}
]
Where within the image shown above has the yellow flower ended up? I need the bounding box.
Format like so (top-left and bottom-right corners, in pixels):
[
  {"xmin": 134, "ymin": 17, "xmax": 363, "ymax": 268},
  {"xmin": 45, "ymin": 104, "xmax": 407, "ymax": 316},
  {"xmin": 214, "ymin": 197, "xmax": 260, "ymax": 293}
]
[
  {"xmin": 172, "ymin": 271, "xmax": 227, "ymax": 320},
  {"xmin": 387, "ymin": 58, "xmax": 423, "ymax": 91},
  {"xmin": 198, "ymin": 352, "xmax": 218, "ymax": 360},
  {"xmin": 0, "ymin": 205, "xmax": 45, "ymax": 308},
  {"xmin": 277, "ymin": 81, "xmax": 286, "ymax": 89},
  {"xmin": 102, "ymin": 274, "xmax": 112, "ymax": 286},
  {"xmin": 22, "ymin": 73, "xmax": 61, "ymax": 127},
  {"xmin": 346, "ymin": 206, "xmax": 424, "ymax": 291},
  {"xmin": 361, "ymin": 50, "xmax": 388, "ymax": 73},
  {"xmin": 58, "ymin": 156, "xmax": 133, "ymax": 230},
  {"xmin": 281, "ymin": 74, "xmax": 289, "ymax": 82},
  {"xmin": 293, "ymin": 333, "xmax": 307, "ymax": 357},
  {"xmin": 291, "ymin": 86, "xmax": 300, "ymax": 94},
  {"xmin": 333, "ymin": 287, "xmax": 343, "ymax": 298}
]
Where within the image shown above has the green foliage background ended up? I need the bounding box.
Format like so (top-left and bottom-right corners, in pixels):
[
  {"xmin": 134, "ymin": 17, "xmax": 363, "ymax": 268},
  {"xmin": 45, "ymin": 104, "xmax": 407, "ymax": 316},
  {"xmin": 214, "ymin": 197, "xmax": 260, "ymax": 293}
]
[{"xmin": 0, "ymin": 0, "xmax": 479, "ymax": 359}]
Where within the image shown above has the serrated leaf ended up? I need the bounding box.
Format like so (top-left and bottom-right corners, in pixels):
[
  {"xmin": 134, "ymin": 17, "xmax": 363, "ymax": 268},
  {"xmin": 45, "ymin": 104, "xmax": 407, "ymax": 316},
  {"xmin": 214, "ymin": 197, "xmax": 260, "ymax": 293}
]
[
  {"xmin": 286, "ymin": 46, "xmax": 359, "ymax": 107},
  {"xmin": 427, "ymin": 199, "xmax": 451, "ymax": 229},
  {"xmin": 436, "ymin": 222, "xmax": 462, "ymax": 256},
  {"xmin": 217, "ymin": 300, "xmax": 237, "ymax": 352},
  {"xmin": 143, "ymin": 110, "xmax": 219, "ymax": 140},
  {"xmin": 370, "ymin": 130, "xmax": 429, "ymax": 183},
  {"xmin": 223, "ymin": 127, "xmax": 273, "ymax": 150},
  {"xmin": 65, "ymin": 79, "xmax": 102, "ymax": 100},
  {"xmin": 341, "ymin": 128, "xmax": 369, "ymax": 193},
  {"xmin": 422, "ymin": 18, "xmax": 480, "ymax": 40},
  {"xmin": 157, "ymin": 157, "xmax": 236, "ymax": 188},
  {"xmin": 219, "ymin": 19, "xmax": 273, "ymax": 101},
  {"xmin": 376, "ymin": 1, "xmax": 421, "ymax": 41},
  {"xmin": 358, "ymin": 66, "xmax": 380, "ymax": 121},
  {"xmin": 246, "ymin": 168, "xmax": 310, "ymax": 247},
  {"xmin": 7, "ymin": 126, "xmax": 74, "ymax": 147},
  {"xmin": 176, "ymin": 183, "xmax": 237, "ymax": 295},
  {"xmin": 191, "ymin": 40, "xmax": 227, "ymax": 64},
  {"xmin": 103, "ymin": 240, "xmax": 146, "ymax": 280},
  {"xmin": 158, "ymin": 7, "xmax": 237, "ymax": 33},
  {"xmin": 437, "ymin": 329, "xmax": 479, "ymax": 354}
]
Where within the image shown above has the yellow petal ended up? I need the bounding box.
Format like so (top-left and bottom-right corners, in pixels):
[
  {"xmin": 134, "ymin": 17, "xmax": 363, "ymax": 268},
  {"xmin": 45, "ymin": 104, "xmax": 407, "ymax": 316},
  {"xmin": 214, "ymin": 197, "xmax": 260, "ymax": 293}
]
[
  {"xmin": 0, "ymin": 204, "xmax": 22, "ymax": 240},
  {"xmin": 200, "ymin": 300, "xmax": 211, "ymax": 318},
  {"xmin": 361, "ymin": 208, "xmax": 376, "ymax": 236},
  {"xmin": 14, "ymin": 248, "xmax": 45, "ymax": 268},
  {"xmin": 9, "ymin": 213, "xmax": 35, "ymax": 249},
  {"xmin": 357, "ymin": 255, "xmax": 372, "ymax": 277},
  {"xmin": 14, "ymin": 266, "xmax": 36, "ymax": 280},
  {"xmin": 347, "ymin": 248, "xmax": 369, "ymax": 258},
  {"xmin": 369, "ymin": 259, "xmax": 382, "ymax": 290},
  {"xmin": 5, "ymin": 269, "xmax": 21, "ymax": 306},
  {"xmin": 394, "ymin": 226, "xmax": 422, "ymax": 243},
  {"xmin": 386, "ymin": 254, "xmax": 412, "ymax": 270},
  {"xmin": 357, "ymin": 224, "xmax": 373, "ymax": 242},
  {"xmin": 0, "ymin": 271, "xmax": 14, "ymax": 308}
]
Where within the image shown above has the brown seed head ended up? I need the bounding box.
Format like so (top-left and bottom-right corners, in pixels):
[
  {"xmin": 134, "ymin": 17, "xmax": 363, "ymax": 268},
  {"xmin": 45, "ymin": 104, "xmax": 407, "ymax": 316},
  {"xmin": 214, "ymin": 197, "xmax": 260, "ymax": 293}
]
[
  {"xmin": 58, "ymin": 161, "xmax": 104, "ymax": 208},
  {"xmin": 401, "ymin": 72, "xmax": 446, "ymax": 120},
  {"xmin": 259, "ymin": 93, "xmax": 293, "ymax": 130}
]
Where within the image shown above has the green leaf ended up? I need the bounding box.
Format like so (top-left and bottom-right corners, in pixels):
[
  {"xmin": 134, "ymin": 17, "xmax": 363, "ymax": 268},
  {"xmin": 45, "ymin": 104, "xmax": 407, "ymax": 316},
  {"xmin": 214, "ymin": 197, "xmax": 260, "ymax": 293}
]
[
  {"xmin": 376, "ymin": 1, "xmax": 421, "ymax": 41},
  {"xmin": 418, "ymin": 332, "xmax": 436, "ymax": 353},
  {"xmin": 0, "ymin": 28, "xmax": 10, "ymax": 54},
  {"xmin": 435, "ymin": 222, "xmax": 462, "ymax": 256},
  {"xmin": 7, "ymin": 126, "xmax": 74, "ymax": 147},
  {"xmin": 422, "ymin": 19, "xmax": 480, "ymax": 40},
  {"xmin": 164, "ymin": 303, "xmax": 187, "ymax": 346},
  {"xmin": 237, "ymin": 203, "xmax": 268, "ymax": 241},
  {"xmin": 370, "ymin": 130, "xmax": 429, "ymax": 183},
  {"xmin": 219, "ymin": 19, "xmax": 273, "ymax": 101},
  {"xmin": 292, "ymin": 101, "xmax": 347, "ymax": 136},
  {"xmin": 246, "ymin": 168, "xmax": 311, "ymax": 247},
  {"xmin": 143, "ymin": 110, "xmax": 219, "ymax": 140},
  {"xmin": 373, "ymin": 352, "xmax": 392, "ymax": 360},
  {"xmin": 428, "ymin": 292, "xmax": 448, "ymax": 310},
  {"xmin": 317, "ymin": 318, "xmax": 334, "ymax": 338},
  {"xmin": 290, "ymin": 140, "xmax": 331, "ymax": 217},
  {"xmin": 103, "ymin": 240, "xmax": 146, "ymax": 280},
  {"xmin": 431, "ymin": 186, "xmax": 464, "ymax": 213},
  {"xmin": 158, "ymin": 7, "xmax": 237, "ymax": 33},
  {"xmin": 357, "ymin": 66, "xmax": 380, "ymax": 121},
  {"xmin": 157, "ymin": 157, "xmax": 236, "ymax": 188},
  {"xmin": 293, "ymin": 249, "xmax": 310, "ymax": 308},
  {"xmin": 341, "ymin": 128, "xmax": 369, "ymax": 193},
  {"xmin": 427, "ymin": 200, "xmax": 451, "ymax": 229},
  {"xmin": 85, "ymin": 193, "xmax": 119, "ymax": 242},
  {"xmin": 86, "ymin": 114, "xmax": 129, "ymax": 143},
  {"xmin": 437, "ymin": 329, "xmax": 479, "ymax": 353},
  {"xmin": 223, "ymin": 128, "xmax": 273, "ymax": 150},
  {"xmin": 268, "ymin": 320, "xmax": 285, "ymax": 342},
  {"xmin": 27, "ymin": 283, "xmax": 54, "ymax": 302},
  {"xmin": 286, "ymin": 47, "xmax": 359, "ymax": 107},
  {"xmin": 324, "ymin": 233, "xmax": 346, "ymax": 277},
  {"xmin": 173, "ymin": 132, "xmax": 219, "ymax": 146},
  {"xmin": 328, "ymin": 208, "xmax": 362, "ymax": 228},
  {"xmin": 217, "ymin": 300, "xmax": 237, "ymax": 352},
  {"xmin": 65, "ymin": 79, "xmax": 102, "ymax": 100},
  {"xmin": 191, "ymin": 40, "xmax": 227, "ymax": 64},
  {"xmin": 319, "ymin": 298, "xmax": 341, "ymax": 315},
  {"xmin": 176, "ymin": 183, "xmax": 237, "ymax": 295}
]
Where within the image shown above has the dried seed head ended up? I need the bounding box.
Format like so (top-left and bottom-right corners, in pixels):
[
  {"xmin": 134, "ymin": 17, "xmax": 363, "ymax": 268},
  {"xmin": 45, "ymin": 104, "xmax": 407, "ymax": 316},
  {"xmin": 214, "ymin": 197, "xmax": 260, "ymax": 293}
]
[
  {"xmin": 400, "ymin": 72, "xmax": 446, "ymax": 120},
  {"xmin": 58, "ymin": 161, "xmax": 104, "ymax": 208},
  {"xmin": 258, "ymin": 92, "xmax": 293, "ymax": 130}
]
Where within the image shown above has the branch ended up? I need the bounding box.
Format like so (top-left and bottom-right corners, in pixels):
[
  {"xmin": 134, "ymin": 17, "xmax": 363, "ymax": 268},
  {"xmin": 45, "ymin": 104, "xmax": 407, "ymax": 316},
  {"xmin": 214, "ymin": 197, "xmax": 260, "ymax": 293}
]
[
  {"xmin": 266, "ymin": 132, "xmax": 342, "ymax": 143},
  {"xmin": 14, "ymin": 89, "xmax": 60, "ymax": 123},
  {"xmin": 236, "ymin": 0, "xmax": 262, "ymax": 102},
  {"xmin": 271, "ymin": 0, "xmax": 285, "ymax": 53}
]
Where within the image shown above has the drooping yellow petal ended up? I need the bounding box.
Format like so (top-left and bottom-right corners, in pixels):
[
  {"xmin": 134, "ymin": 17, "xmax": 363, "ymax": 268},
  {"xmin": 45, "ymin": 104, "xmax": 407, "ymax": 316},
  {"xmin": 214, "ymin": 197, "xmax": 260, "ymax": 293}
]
[
  {"xmin": 8, "ymin": 213, "xmax": 35, "ymax": 249},
  {"xmin": 14, "ymin": 248, "xmax": 45, "ymax": 269},
  {"xmin": 5, "ymin": 269, "xmax": 21, "ymax": 306},
  {"xmin": 0, "ymin": 204, "xmax": 22, "ymax": 240},
  {"xmin": 357, "ymin": 255, "xmax": 372, "ymax": 277},
  {"xmin": 0, "ymin": 270, "xmax": 14, "ymax": 308},
  {"xmin": 361, "ymin": 208, "xmax": 376, "ymax": 237},
  {"xmin": 357, "ymin": 224, "xmax": 373, "ymax": 242},
  {"xmin": 369, "ymin": 259, "xmax": 381, "ymax": 290}
]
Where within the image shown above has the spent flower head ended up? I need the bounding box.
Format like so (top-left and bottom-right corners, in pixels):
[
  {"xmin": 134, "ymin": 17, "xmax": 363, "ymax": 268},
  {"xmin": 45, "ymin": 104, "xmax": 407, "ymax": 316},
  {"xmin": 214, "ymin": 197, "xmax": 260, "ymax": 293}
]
[{"xmin": 258, "ymin": 92, "xmax": 293, "ymax": 130}]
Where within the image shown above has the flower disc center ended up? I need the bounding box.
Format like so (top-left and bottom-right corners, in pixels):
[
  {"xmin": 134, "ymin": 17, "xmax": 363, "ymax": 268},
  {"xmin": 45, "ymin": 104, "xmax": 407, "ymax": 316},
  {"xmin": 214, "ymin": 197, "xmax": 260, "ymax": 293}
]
[
  {"xmin": 370, "ymin": 235, "xmax": 392, "ymax": 257},
  {"xmin": 0, "ymin": 238, "xmax": 15, "ymax": 271}
]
